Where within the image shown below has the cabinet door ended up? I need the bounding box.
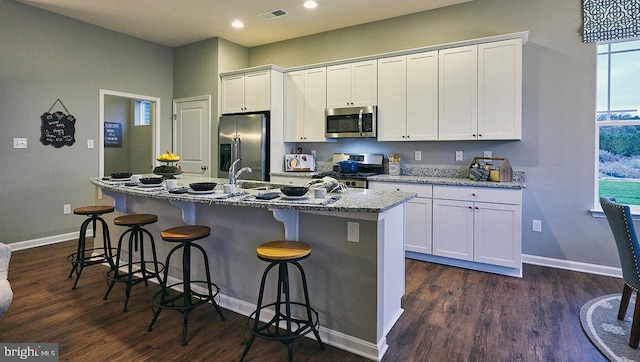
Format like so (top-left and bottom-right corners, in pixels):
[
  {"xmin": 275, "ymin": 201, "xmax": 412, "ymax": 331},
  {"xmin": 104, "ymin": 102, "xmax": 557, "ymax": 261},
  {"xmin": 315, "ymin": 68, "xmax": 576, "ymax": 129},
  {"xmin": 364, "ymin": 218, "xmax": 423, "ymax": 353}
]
[
  {"xmin": 244, "ymin": 70, "xmax": 270, "ymax": 112},
  {"xmin": 326, "ymin": 64, "xmax": 352, "ymax": 108},
  {"xmin": 438, "ymin": 45, "xmax": 478, "ymax": 140},
  {"xmin": 221, "ymin": 74, "xmax": 246, "ymax": 114},
  {"xmin": 377, "ymin": 56, "xmax": 407, "ymax": 141},
  {"xmin": 407, "ymin": 51, "xmax": 438, "ymax": 141},
  {"xmin": 405, "ymin": 198, "xmax": 432, "ymax": 254},
  {"xmin": 303, "ymin": 67, "xmax": 327, "ymax": 142},
  {"xmin": 351, "ymin": 60, "xmax": 378, "ymax": 107},
  {"xmin": 432, "ymin": 199, "xmax": 474, "ymax": 261},
  {"xmin": 283, "ymin": 71, "xmax": 305, "ymax": 141},
  {"xmin": 473, "ymin": 202, "xmax": 522, "ymax": 268},
  {"xmin": 478, "ymin": 39, "xmax": 522, "ymax": 140}
]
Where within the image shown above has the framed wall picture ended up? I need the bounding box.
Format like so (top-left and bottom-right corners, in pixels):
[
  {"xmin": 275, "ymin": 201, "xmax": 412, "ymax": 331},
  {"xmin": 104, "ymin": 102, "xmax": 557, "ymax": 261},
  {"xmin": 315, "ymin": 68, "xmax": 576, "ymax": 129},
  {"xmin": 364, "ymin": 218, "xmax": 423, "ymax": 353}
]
[{"xmin": 104, "ymin": 121, "xmax": 122, "ymax": 147}]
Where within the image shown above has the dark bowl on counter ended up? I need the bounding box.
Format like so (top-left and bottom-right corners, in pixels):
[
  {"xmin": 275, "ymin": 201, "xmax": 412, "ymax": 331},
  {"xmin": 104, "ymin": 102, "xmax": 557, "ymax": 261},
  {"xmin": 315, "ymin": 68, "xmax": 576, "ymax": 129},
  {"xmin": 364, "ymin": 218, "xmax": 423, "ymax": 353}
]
[
  {"xmin": 280, "ymin": 186, "xmax": 309, "ymax": 197},
  {"xmin": 139, "ymin": 177, "xmax": 164, "ymax": 185},
  {"xmin": 111, "ymin": 172, "xmax": 132, "ymax": 179},
  {"xmin": 189, "ymin": 182, "xmax": 217, "ymax": 191}
]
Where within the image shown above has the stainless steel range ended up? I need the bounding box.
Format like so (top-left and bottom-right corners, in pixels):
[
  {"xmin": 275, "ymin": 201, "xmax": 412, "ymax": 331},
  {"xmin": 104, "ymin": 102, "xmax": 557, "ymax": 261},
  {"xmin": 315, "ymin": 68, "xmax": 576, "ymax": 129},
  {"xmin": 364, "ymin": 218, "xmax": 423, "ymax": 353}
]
[{"xmin": 313, "ymin": 153, "xmax": 384, "ymax": 188}]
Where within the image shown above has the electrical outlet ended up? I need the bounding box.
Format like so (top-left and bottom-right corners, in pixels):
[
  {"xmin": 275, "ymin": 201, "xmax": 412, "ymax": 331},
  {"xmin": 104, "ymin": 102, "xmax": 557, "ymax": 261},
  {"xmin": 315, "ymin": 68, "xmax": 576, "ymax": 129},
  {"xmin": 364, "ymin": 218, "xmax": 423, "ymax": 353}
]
[
  {"xmin": 13, "ymin": 138, "xmax": 27, "ymax": 149},
  {"xmin": 483, "ymin": 150, "xmax": 492, "ymax": 158},
  {"xmin": 532, "ymin": 219, "xmax": 542, "ymax": 232},
  {"xmin": 63, "ymin": 204, "xmax": 71, "ymax": 215},
  {"xmin": 455, "ymin": 151, "xmax": 463, "ymax": 162},
  {"xmin": 347, "ymin": 222, "xmax": 359, "ymax": 242},
  {"xmin": 414, "ymin": 151, "xmax": 422, "ymax": 161}
]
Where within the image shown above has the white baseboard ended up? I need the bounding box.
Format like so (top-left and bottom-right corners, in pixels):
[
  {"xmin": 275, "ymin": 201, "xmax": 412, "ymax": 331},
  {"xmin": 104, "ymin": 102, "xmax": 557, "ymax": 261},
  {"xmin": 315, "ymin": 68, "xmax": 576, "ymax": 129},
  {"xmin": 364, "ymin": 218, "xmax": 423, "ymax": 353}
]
[
  {"xmin": 7, "ymin": 232, "xmax": 82, "ymax": 251},
  {"xmin": 522, "ymin": 254, "xmax": 622, "ymax": 278}
]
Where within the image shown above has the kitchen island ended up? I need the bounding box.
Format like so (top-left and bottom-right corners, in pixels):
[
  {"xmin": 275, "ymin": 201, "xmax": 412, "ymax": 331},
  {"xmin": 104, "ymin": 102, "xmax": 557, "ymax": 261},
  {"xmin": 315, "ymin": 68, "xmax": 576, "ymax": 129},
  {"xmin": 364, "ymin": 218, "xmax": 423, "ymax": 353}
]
[{"xmin": 91, "ymin": 177, "xmax": 415, "ymax": 361}]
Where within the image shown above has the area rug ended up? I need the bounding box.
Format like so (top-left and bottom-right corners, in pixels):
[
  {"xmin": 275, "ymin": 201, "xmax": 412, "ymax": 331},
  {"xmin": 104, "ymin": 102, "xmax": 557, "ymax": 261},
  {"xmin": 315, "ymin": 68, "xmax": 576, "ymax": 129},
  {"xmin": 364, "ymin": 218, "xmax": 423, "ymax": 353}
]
[{"xmin": 581, "ymin": 293, "xmax": 640, "ymax": 361}]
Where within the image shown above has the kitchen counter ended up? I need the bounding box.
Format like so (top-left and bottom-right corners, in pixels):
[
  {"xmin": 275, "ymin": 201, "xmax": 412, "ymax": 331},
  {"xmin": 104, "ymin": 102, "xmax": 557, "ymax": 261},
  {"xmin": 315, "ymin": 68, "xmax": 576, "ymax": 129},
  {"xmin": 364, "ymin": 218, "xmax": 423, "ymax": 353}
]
[
  {"xmin": 91, "ymin": 176, "xmax": 413, "ymax": 361},
  {"xmin": 367, "ymin": 174, "xmax": 526, "ymax": 189}
]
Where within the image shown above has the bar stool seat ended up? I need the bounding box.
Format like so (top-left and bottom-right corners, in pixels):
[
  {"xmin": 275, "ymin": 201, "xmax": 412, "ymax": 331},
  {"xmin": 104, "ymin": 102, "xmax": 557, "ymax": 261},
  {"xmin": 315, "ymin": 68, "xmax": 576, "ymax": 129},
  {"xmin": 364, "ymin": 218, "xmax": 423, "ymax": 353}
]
[
  {"xmin": 66, "ymin": 205, "xmax": 117, "ymax": 290},
  {"xmin": 104, "ymin": 213, "xmax": 164, "ymax": 312},
  {"xmin": 241, "ymin": 240, "xmax": 324, "ymax": 362},
  {"xmin": 148, "ymin": 225, "xmax": 225, "ymax": 346}
]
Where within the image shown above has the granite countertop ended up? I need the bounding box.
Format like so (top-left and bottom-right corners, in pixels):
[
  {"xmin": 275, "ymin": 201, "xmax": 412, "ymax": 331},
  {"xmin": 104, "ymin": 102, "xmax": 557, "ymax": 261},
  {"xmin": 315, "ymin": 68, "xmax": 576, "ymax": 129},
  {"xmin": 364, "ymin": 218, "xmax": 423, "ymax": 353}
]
[
  {"xmin": 91, "ymin": 177, "xmax": 416, "ymax": 213},
  {"xmin": 271, "ymin": 164, "xmax": 526, "ymax": 189}
]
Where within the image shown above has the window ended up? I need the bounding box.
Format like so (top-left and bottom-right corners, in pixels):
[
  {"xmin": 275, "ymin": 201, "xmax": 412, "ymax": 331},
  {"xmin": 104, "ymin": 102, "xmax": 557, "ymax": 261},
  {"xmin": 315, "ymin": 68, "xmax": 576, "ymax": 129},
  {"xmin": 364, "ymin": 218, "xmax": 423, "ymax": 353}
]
[
  {"xmin": 596, "ymin": 39, "xmax": 640, "ymax": 210},
  {"xmin": 134, "ymin": 100, "xmax": 151, "ymax": 126}
]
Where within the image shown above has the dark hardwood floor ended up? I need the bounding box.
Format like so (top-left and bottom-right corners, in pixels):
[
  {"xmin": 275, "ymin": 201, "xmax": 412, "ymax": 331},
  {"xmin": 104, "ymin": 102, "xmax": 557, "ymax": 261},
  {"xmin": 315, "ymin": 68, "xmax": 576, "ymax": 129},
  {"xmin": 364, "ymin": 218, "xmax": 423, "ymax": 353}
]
[{"xmin": 0, "ymin": 240, "xmax": 618, "ymax": 361}]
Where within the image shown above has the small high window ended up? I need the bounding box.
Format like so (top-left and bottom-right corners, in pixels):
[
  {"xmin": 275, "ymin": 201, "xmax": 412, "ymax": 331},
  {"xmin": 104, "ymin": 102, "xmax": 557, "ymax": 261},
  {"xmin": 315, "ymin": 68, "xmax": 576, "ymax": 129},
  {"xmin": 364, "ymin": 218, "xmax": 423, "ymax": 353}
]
[{"xmin": 135, "ymin": 100, "xmax": 151, "ymax": 126}]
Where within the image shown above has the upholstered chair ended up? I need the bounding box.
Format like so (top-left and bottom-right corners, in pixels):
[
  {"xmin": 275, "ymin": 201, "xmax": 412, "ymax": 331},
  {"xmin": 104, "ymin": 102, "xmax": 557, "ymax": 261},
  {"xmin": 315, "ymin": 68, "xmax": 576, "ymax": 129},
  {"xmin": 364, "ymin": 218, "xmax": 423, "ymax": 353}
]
[
  {"xmin": 0, "ymin": 242, "xmax": 13, "ymax": 320},
  {"xmin": 600, "ymin": 196, "xmax": 640, "ymax": 348}
]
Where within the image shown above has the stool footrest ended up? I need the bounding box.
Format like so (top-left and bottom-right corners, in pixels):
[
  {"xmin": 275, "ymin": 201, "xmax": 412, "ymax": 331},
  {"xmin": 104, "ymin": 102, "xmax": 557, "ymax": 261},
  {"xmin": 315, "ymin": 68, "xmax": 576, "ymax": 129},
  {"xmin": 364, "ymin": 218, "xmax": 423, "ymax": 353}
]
[
  {"xmin": 105, "ymin": 261, "xmax": 165, "ymax": 285},
  {"xmin": 67, "ymin": 248, "xmax": 118, "ymax": 266},
  {"xmin": 246, "ymin": 301, "xmax": 320, "ymax": 342},
  {"xmin": 151, "ymin": 281, "xmax": 221, "ymax": 311}
]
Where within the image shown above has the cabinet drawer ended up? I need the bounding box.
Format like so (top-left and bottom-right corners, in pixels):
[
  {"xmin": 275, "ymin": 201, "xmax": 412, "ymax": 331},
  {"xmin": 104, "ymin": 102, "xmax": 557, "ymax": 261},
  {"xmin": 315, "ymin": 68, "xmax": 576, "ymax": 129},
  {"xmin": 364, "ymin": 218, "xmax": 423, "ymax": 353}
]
[
  {"xmin": 433, "ymin": 185, "xmax": 521, "ymax": 204},
  {"xmin": 369, "ymin": 181, "xmax": 432, "ymax": 197}
]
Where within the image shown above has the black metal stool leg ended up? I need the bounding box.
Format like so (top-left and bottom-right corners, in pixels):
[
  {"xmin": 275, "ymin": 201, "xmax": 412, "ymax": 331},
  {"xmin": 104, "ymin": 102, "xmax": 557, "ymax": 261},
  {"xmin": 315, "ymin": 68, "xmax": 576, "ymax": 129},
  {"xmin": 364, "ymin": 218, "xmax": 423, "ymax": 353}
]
[
  {"xmin": 194, "ymin": 243, "xmax": 225, "ymax": 320},
  {"xmin": 293, "ymin": 260, "xmax": 324, "ymax": 349},
  {"xmin": 104, "ymin": 229, "xmax": 130, "ymax": 301}
]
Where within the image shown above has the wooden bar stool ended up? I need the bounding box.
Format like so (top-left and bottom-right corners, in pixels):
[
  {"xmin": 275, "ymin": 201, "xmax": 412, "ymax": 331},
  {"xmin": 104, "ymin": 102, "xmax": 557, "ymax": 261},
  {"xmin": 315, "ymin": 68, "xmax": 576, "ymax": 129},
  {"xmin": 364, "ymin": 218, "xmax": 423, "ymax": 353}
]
[
  {"xmin": 66, "ymin": 205, "xmax": 117, "ymax": 290},
  {"xmin": 241, "ymin": 240, "xmax": 324, "ymax": 362},
  {"xmin": 148, "ymin": 225, "xmax": 225, "ymax": 346},
  {"xmin": 104, "ymin": 213, "xmax": 164, "ymax": 312}
]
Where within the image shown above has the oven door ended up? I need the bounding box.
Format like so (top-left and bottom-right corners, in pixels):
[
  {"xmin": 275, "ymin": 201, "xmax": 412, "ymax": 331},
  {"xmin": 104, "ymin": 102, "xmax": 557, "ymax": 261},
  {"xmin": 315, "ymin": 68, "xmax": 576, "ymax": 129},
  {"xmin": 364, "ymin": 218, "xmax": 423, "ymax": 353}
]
[{"xmin": 325, "ymin": 106, "xmax": 377, "ymax": 138}]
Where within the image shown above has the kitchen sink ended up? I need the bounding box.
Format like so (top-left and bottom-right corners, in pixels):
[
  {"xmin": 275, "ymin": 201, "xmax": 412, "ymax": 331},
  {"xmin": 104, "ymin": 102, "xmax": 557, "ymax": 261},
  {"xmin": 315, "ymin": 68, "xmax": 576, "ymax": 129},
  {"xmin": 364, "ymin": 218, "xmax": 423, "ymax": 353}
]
[{"xmin": 235, "ymin": 181, "xmax": 287, "ymax": 190}]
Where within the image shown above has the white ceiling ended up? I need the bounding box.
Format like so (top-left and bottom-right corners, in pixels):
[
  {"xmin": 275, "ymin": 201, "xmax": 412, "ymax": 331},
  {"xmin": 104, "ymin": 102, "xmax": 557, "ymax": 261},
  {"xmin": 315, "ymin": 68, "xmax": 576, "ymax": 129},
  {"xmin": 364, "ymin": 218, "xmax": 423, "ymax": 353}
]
[{"xmin": 14, "ymin": 0, "xmax": 472, "ymax": 47}]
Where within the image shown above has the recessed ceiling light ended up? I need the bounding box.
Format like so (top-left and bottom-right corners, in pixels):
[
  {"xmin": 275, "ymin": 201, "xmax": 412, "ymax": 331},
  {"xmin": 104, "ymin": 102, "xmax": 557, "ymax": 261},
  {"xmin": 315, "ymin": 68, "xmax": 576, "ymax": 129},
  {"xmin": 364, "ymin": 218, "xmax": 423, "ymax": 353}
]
[
  {"xmin": 231, "ymin": 20, "xmax": 244, "ymax": 29},
  {"xmin": 303, "ymin": 1, "xmax": 318, "ymax": 9}
]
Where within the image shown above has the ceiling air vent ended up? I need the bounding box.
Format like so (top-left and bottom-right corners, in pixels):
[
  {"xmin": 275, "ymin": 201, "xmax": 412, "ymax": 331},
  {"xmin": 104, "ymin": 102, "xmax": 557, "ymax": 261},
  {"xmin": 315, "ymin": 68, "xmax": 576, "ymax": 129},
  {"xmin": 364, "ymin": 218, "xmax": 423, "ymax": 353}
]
[{"xmin": 259, "ymin": 9, "xmax": 288, "ymax": 21}]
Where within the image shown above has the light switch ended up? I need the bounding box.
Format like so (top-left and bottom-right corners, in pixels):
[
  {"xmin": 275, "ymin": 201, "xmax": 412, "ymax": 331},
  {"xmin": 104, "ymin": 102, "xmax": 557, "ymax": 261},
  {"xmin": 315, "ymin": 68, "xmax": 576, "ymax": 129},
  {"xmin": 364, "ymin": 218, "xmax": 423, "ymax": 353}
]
[
  {"xmin": 87, "ymin": 139, "xmax": 95, "ymax": 149},
  {"xmin": 414, "ymin": 151, "xmax": 422, "ymax": 161},
  {"xmin": 13, "ymin": 138, "xmax": 27, "ymax": 149},
  {"xmin": 455, "ymin": 151, "xmax": 463, "ymax": 161}
]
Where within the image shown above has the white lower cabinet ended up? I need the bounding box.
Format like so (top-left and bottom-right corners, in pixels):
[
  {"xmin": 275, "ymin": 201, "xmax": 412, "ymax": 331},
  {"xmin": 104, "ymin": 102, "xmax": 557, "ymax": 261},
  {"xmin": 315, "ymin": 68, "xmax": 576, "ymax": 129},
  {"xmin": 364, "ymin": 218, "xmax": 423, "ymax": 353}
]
[
  {"xmin": 368, "ymin": 181, "xmax": 432, "ymax": 254},
  {"xmin": 432, "ymin": 185, "xmax": 522, "ymax": 269},
  {"xmin": 370, "ymin": 181, "xmax": 523, "ymax": 275}
]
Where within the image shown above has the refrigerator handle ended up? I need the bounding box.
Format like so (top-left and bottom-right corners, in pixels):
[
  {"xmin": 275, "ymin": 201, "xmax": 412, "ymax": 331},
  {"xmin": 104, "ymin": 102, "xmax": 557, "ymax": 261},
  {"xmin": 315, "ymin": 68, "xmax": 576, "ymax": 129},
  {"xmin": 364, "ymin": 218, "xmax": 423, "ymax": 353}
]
[{"xmin": 235, "ymin": 136, "xmax": 241, "ymax": 165}]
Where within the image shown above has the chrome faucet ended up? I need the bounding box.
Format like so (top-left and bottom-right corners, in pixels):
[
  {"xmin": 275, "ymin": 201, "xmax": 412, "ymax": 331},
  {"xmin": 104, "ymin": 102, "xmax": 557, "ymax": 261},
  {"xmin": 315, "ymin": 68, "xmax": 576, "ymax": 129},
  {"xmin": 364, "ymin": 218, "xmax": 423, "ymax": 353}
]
[{"xmin": 229, "ymin": 159, "xmax": 252, "ymax": 184}]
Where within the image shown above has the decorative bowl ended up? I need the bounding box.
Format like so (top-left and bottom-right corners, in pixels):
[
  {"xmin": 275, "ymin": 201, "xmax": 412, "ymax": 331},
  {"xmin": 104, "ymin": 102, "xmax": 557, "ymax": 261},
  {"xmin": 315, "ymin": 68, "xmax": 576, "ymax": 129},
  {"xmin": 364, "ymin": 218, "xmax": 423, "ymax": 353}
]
[
  {"xmin": 139, "ymin": 177, "xmax": 164, "ymax": 185},
  {"xmin": 189, "ymin": 182, "xmax": 217, "ymax": 191},
  {"xmin": 111, "ymin": 172, "xmax": 132, "ymax": 179},
  {"xmin": 280, "ymin": 186, "xmax": 309, "ymax": 197}
]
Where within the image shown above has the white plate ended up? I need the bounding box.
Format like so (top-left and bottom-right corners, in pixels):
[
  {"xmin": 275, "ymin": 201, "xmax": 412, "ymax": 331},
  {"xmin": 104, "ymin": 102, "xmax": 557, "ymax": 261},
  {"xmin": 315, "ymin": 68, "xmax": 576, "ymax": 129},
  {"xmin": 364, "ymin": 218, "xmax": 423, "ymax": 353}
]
[
  {"xmin": 188, "ymin": 189, "xmax": 216, "ymax": 194},
  {"xmin": 281, "ymin": 195, "xmax": 308, "ymax": 200},
  {"xmin": 139, "ymin": 183, "xmax": 163, "ymax": 188}
]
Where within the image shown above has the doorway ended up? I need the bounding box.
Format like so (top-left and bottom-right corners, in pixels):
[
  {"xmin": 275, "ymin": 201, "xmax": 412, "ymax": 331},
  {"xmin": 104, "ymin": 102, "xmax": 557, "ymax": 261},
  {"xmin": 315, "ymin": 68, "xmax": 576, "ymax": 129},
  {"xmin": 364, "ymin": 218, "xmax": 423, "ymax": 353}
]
[{"xmin": 99, "ymin": 89, "xmax": 161, "ymax": 177}]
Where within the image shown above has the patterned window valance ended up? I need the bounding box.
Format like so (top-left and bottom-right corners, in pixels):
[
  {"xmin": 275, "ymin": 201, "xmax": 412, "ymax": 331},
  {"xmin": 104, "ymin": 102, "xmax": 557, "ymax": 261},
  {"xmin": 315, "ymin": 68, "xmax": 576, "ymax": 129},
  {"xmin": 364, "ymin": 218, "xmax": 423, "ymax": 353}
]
[{"xmin": 583, "ymin": 0, "xmax": 640, "ymax": 42}]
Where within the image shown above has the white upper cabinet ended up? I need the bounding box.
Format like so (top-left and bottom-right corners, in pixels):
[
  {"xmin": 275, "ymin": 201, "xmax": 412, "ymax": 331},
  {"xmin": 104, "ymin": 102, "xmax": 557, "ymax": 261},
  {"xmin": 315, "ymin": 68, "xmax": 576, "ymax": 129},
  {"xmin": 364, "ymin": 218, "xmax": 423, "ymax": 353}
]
[
  {"xmin": 477, "ymin": 39, "xmax": 522, "ymax": 140},
  {"xmin": 378, "ymin": 51, "xmax": 438, "ymax": 141},
  {"xmin": 438, "ymin": 45, "xmax": 478, "ymax": 140},
  {"xmin": 326, "ymin": 60, "xmax": 377, "ymax": 108},
  {"xmin": 221, "ymin": 69, "xmax": 271, "ymax": 113},
  {"xmin": 439, "ymin": 38, "xmax": 522, "ymax": 140},
  {"xmin": 284, "ymin": 67, "xmax": 327, "ymax": 142}
]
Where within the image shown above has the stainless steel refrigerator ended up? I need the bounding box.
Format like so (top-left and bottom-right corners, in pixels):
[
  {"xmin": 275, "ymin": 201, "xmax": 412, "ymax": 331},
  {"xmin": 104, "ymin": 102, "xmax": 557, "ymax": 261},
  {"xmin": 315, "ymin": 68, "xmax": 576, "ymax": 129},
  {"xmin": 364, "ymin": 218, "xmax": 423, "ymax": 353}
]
[{"xmin": 218, "ymin": 113, "xmax": 269, "ymax": 181}]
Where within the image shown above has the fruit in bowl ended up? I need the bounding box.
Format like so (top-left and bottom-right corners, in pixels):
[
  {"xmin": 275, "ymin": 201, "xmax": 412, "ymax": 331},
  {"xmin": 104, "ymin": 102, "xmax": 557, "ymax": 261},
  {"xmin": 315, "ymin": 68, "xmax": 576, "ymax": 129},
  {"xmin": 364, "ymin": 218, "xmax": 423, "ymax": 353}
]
[
  {"xmin": 280, "ymin": 186, "xmax": 309, "ymax": 197},
  {"xmin": 189, "ymin": 182, "xmax": 217, "ymax": 191},
  {"xmin": 139, "ymin": 177, "xmax": 164, "ymax": 185},
  {"xmin": 157, "ymin": 150, "xmax": 180, "ymax": 162}
]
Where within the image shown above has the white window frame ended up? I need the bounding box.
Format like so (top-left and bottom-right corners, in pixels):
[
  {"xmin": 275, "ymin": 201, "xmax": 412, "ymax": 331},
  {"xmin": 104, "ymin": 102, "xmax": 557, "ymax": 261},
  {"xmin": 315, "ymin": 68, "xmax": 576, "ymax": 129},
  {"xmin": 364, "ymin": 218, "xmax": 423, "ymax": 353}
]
[{"xmin": 592, "ymin": 38, "xmax": 640, "ymax": 217}]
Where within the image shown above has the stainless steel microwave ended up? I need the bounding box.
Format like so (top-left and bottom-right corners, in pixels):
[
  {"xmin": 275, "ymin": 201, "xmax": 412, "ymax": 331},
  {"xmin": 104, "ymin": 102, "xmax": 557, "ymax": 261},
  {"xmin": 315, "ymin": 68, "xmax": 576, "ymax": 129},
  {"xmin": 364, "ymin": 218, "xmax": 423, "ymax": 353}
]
[{"xmin": 325, "ymin": 106, "xmax": 377, "ymax": 138}]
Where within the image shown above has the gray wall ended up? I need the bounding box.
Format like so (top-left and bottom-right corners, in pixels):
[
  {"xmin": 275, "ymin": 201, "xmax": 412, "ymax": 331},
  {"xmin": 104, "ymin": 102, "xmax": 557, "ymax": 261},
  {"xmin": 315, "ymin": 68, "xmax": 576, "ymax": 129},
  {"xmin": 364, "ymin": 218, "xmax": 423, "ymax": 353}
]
[
  {"xmin": 0, "ymin": 0, "xmax": 173, "ymax": 243},
  {"xmin": 1, "ymin": 0, "xmax": 620, "ymax": 270},
  {"xmin": 248, "ymin": 0, "xmax": 619, "ymax": 268}
]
